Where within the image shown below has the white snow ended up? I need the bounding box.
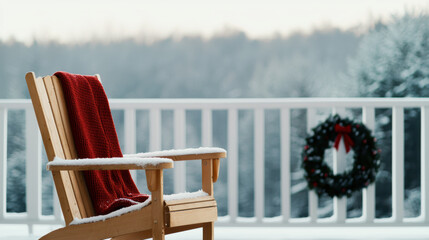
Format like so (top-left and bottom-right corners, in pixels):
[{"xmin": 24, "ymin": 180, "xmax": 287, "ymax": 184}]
[
  {"xmin": 70, "ymin": 190, "xmax": 208, "ymax": 225},
  {"xmin": 48, "ymin": 156, "xmax": 173, "ymax": 168},
  {"xmin": 163, "ymin": 189, "xmax": 208, "ymax": 202},
  {"xmin": 3, "ymin": 226, "xmax": 429, "ymax": 240},
  {"xmin": 69, "ymin": 197, "xmax": 152, "ymax": 225},
  {"xmin": 125, "ymin": 147, "xmax": 226, "ymax": 158}
]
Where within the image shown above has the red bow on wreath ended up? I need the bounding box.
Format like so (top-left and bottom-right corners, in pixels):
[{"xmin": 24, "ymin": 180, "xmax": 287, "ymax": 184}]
[{"xmin": 334, "ymin": 124, "xmax": 354, "ymax": 153}]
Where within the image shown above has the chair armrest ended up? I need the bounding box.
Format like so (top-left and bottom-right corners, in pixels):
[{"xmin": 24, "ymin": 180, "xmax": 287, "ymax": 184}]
[
  {"xmin": 47, "ymin": 156, "xmax": 174, "ymax": 171},
  {"xmin": 124, "ymin": 147, "xmax": 227, "ymax": 161}
]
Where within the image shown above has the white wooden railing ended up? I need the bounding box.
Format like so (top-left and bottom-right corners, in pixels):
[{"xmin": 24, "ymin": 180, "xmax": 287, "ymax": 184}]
[{"xmin": 1, "ymin": 98, "xmax": 429, "ymax": 233}]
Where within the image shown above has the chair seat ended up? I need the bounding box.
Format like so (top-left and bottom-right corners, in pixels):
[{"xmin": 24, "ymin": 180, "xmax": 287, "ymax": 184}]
[{"xmin": 70, "ymin": 190, "xmax": 211, "ymax": 225}]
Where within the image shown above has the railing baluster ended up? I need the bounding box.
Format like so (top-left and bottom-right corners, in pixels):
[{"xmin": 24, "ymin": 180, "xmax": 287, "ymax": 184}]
[
  {"xmin": 174, "ymin": 109, "xmax": 186, "ymax": 193},
  {"xmin": 307, "ymin": 108, "xmax": 318, "ymax": 222},
  {"xmin": 25, "ymin": 109, "xmax": 41, "ymax": 233},
  {"xmin": 280, "ymin": 108, "xmax": 291, "ymax": 222},
  {"xmin": 202, "ymin": 109, "xmax": 212, "ymax": 147},
  {"xmin": 124, "ymin": 109, "xmax": 137, "ymax": 180},
  {"xmin": 392, "ymin": 106, "xmax": 404, "ymax": 222},
  {"xmin": 333, "ymin": 107, "xmax": 347, "ymax": 223},
  {"xmin": 421, "ymin": 106, "xmax": 429, "ymax": 223},
  {"xmin": 0, "ymin": 108, "xmax": 7, "ymax": 220},
  {"xmin": 362, "ymin": 107, "xmax": 376, "ymax": 223},
  {"xmin": 150, "ymin": 109, "xmax": 162, "ymax": 151},
  {"xmin": 254, "ymin": 108, "xmax": 265, "ymax": 222},
  {"xmin": 228, "ymin": 109, "xmax": 238, "ymax": 222}
]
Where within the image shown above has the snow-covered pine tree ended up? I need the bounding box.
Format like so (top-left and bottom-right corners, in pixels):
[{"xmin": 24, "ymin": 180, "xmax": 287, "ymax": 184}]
[
  {"xmin": 349, "ymin": 12, "xmax": 429, "ymax": 217},
  {"xmin": 350, "ymin": 13, "xmax": 429, "ymax": 97}
]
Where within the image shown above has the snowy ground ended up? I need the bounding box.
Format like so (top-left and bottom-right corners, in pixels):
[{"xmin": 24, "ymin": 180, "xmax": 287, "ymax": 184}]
[{"xmin": 1, "ymin": 225, "xmax": 429, "ymax": 240}]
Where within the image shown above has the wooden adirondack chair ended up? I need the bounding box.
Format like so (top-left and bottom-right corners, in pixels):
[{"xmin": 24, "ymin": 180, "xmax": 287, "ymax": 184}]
[{"xmin": 25, "ymin": 72, "xmax": 226, "ymax": 240}]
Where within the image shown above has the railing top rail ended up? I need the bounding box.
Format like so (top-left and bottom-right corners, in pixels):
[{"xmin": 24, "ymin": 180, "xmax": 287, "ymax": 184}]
[
  {"xmin": 108, "ymin": 98, "xmax": 429, "ymax": 109},
  {"xmin": 1, "ymin": 98, "xmax": 429, "ymax": 110},
  {"xmin": 0, "ymin": 99, "xmax": 32, "ymax": 109}
]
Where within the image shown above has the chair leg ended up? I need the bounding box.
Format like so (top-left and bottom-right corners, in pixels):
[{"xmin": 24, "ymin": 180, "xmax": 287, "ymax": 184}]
[
  {"xmin": 152, "ymin": 227, "xmax": 165, "ymax": 240},
  {"xmin": 202, "ymin": 159, "xmax": 215, "ymax": 240},
  {"xmin": 147, "ymin": 169, "xmax": 165, "ymax": 240},
  {"xmin": 203, "ymin": 222, "xmax": 214, "ymax": 240},
  {"xmin": 152, "ymin": 194, "xmax": 165, "ymax": 240}
]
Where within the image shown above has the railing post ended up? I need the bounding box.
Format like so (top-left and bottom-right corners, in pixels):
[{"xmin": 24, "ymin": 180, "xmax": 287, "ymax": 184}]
[
  {"xmin": 333, "ymin": 107, "xmax": 347, "ymax": 223},
  {"xmin": 254, "ymin": 108, "xmax": 265, "ymax": 222},
  {"xmin": 174, "ymin": 109, "xmax": 186, "ymax": 193},
  {"xmin": 0, "ymin": 108, "xmax": 7, "ymax": 221},
  {"xmin": 392, "ymin": 106, "xmax": 404, "ymax": 223},
  {"xmin": 280, "ymin": 108, "xmax": 291, "ymax": 223},
  {"xmin": 25, "ymin": 109, "xmax": 42, "ymax": 234},
  {"xmin": 362, "ymin": 106, "xmax": 376, "ymax": 223},
  {"xmin": 124, "ymin": 109, "xmax": 137, "ymax": 180},
  {"xmin": 421, "ymin": 106, "xmax": 429, "ymax": 222},
  {"xmin": 307, "ymin": 108, "xmax": 318, "ymax": 222},
  {"xmin": 228, "ymin": 108, "xmax": 238, "ymax": 222}
]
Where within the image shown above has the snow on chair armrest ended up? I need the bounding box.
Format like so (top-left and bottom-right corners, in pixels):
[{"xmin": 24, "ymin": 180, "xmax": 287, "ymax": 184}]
[
  {"xmin": 125, "ymin": 147, "xmax": 227, "ymax": 161},
  {"xmin": 47, "ymin": 156, "xmax": 174, "ymax": 171}
]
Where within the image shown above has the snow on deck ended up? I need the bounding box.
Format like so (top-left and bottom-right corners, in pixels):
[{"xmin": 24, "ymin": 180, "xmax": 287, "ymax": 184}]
[{"xmin": 1, "ymin": 226, "xmax": 429, "ymax": 240}]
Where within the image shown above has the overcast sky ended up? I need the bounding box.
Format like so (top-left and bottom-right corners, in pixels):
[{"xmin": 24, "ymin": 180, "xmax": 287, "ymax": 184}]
[{"xmin": 0, "ymin": 0, "xmax": 428, "ymax": 44}]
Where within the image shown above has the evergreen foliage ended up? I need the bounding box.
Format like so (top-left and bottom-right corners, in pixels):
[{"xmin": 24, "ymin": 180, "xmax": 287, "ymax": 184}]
[
  {"xmin": 349, "ymin": 12, "xmax": 429, "ymax": 217},
  {"xmin": 350, "ymin": 13, "xmax": 429, "ymax": 97}
]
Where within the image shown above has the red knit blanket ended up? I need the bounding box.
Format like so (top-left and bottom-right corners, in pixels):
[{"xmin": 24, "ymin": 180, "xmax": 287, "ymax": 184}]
[{"xmin": 55, "ymin": 72, "xmax": 149, "ymax": 215}]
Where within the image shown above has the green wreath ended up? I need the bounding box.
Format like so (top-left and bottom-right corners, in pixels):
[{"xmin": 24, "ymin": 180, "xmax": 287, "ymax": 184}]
[{"xmin": 302, "ymin": 114, "xmax": 380, "ymax": 198}]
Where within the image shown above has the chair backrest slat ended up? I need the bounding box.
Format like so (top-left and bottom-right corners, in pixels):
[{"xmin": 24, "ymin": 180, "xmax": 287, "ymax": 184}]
[
  {"xmin": 50, "ymin": 75, "xmax": 95, "ymax": 218},
  {"xmin": 26, "ymin": 72, "xmax": 95, "ymax": 224},
  {"xmin": 43, "ymin": 76, "xmax": 74, "ymax": 158},
  {"xmin": 43, "ymin": 75, "xmax": 95, "ymax": 219}
]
